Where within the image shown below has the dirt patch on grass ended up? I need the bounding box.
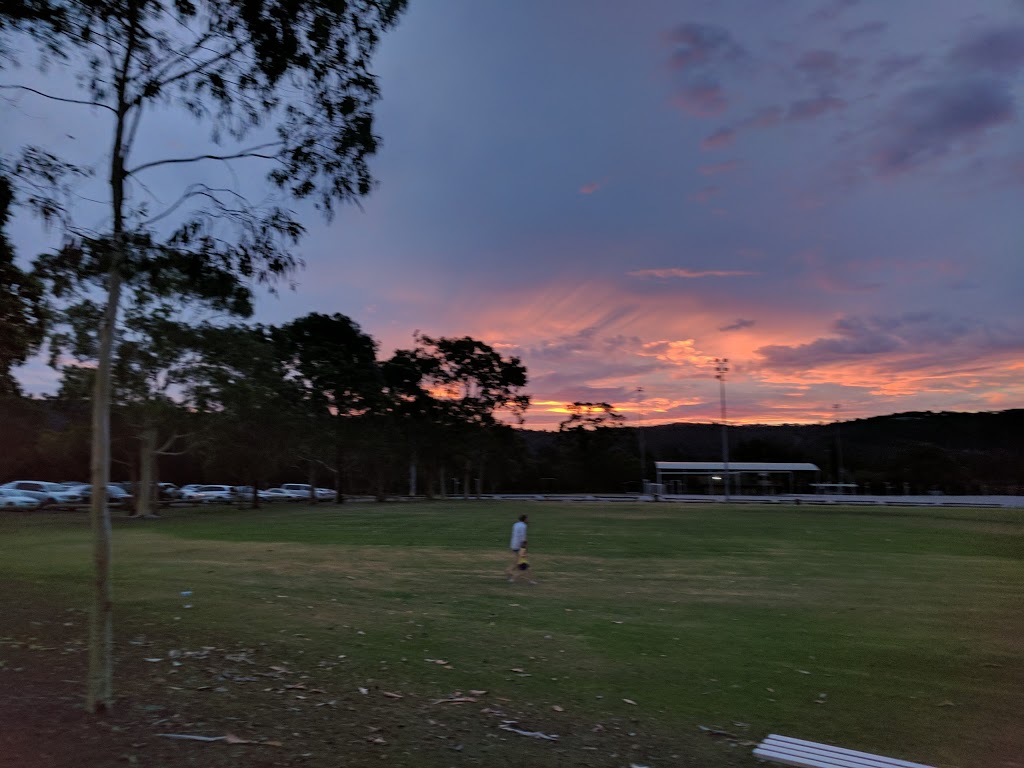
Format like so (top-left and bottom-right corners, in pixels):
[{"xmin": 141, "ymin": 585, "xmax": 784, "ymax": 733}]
[{"xmin": 1, "ymin": 587, "xmax": 733, "ymax": 768}]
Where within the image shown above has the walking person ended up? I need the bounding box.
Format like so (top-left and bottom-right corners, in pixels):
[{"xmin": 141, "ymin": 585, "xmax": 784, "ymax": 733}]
[{"xmin": 506, "ymin": 514, "xmax": 535, "ymax": 583}]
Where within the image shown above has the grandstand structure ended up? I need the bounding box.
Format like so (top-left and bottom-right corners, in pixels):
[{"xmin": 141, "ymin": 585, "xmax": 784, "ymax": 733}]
[{"xmin": 654, "ymin": 461, "xmax": 820, "ymax": 495}]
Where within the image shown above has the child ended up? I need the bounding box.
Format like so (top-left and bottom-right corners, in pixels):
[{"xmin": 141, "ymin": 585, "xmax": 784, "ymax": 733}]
[{"xmin": 508, "ymin": 543, "xmax": 535, "ymax": 584}]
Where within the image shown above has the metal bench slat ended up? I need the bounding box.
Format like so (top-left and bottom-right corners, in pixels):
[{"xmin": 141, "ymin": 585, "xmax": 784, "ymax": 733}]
[
  {"xmin": 755, "ymin": 743, "xmax": 918, "ymax": 768},
  {"xmin": 756, "ymin": 735, "xmax": 936, "ymax": 768}
]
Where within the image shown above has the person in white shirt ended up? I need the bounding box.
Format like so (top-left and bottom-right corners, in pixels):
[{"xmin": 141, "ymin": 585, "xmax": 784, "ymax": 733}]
[{"xmin": 506, "ymin": 514, "xmax": 531, "ymax": 582}]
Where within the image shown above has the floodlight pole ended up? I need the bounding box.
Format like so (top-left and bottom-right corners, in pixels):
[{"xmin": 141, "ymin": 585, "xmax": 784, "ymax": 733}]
[
  {"xmin": 636, "ymin": 386, "xmax": 646, "ymax": 495},
  {"xmin": 833, "ymin": 403, "xmax": 843, "ymax": 492},
  {"xmin": 715, "ymin": 359, "xmax": 730, "ymax": 501}
]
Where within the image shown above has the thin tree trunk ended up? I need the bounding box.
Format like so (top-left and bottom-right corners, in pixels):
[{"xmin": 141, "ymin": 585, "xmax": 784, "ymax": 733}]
[
  {"xmin": 136, "ymin": 427, "xmax": 156, "ymax": 518},
  {"xmin": 307, "ymin": 461, "xmax": 317, "ymax": 504},
  {"xmin": 86, "ymin": 267, "xmax": 121, "ymax": 713},
  {"xmin": 87, "ymin": 3, "xmax": 139, "ymax": 711}
]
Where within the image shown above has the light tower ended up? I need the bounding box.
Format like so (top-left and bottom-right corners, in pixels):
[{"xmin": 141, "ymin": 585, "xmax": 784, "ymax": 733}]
[
  {"xmin": 636, "ymin": 386, "xmax": 646, "ymax": 495},
  {"xmin": 714, "ymin": 359, "xmax": 730, "ymax": 501}
]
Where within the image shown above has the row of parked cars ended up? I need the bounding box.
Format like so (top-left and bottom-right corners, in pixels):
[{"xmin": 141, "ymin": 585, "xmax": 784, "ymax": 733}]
[
  {"xmin": 174, "ymin": 483, "xmax": 337, "ymax": 504},
  {"xmin": 0, "ymin": 480, "xmax": 336, "ymax": 509}
]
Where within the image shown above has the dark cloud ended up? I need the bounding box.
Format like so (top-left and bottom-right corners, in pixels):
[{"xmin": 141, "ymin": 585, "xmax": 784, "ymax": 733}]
[
  {"xmin": 720, "ymin": 318, "xmax": 755, "ymax": 332},
  {"xmin": 872, "ymin": 53, "xmax": 924, "ymax": 84},
  {"xmin": 668, "ymin": 23, "xmax": 747, "ymax": 72},
  {"xmin": 787, "ymin": 95, "xmax": 847, "ymax": 121},
  {"xmin": 755, "ymin": 312, "xmax": 1021, "ymax": 370},
  {"xmin": 841, "ymin": 20, "xmax": 886, "ymax": 43},
  {"xmin": 949, "ymin": 25, "xmax": 1024, "ymax": 75},
  {"xmin": 674, "ymin": 79, "xmax": 729, "ymax": 116},
  {"xmin": 668, "ymin": 22, "xmax": 747, "ymax": 119},
  {"xmin": 702, "ymin": 95, "xmax": 840, "ymax": 149},
  {"xmin": 795, "ymin": 49, "xmax": 855, "ymax": 84},
  {"xmin": 701, "ymin": 126, "xmax": 736, "ymax": 150},
  {"xmin": 871, "ymin": 76, "xmax": 1015, "ymax": 175},
  {"xmin": 808, "ymin": 0, "xmax": 860, "ymax": 24}
]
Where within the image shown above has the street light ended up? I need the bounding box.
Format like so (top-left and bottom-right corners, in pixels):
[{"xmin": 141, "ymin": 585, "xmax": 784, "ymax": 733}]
[{"xmin": 714, "ymin": 358, "xmax": 730, "ymax": 501}]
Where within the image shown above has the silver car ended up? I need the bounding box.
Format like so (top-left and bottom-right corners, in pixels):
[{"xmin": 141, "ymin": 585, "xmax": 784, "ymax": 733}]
[
  {"xmin": 0, "ymin": 488, "xmax": 41, "ymax": 508},
  {"xmin": 0, "ymin": 481, "xmax": 84, "ymax": 508}
]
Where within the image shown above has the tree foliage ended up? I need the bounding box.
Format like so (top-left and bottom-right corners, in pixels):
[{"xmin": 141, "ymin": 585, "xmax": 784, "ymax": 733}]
[{"xmin": 0, "ymin": 174, "xmax": 47, "ymax": 396}]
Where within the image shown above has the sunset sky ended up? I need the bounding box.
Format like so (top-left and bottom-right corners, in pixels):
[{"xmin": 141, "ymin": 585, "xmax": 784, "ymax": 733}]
[{"xmin": 4, "ymin": 0, "xmax": 1024, "ymax": 430}]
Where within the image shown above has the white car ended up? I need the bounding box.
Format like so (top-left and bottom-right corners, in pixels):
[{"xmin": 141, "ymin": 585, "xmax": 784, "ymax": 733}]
[
  {"xmin": 0, "ymin": 481, "xmax": 84, "ymax": 508},
  {"xmin": 0, "ymin": 488, "xmax": 42, "ymax": 508},
  {"xmin": 265, "ymin": 488, "xmax": 305, "ymax": 501},
  {"xmin": 194, "ymin": 484, "xmax": 235, "ymax": 504},
  {"xmin": 178, "ymin": 485, "xmax": 207, "ymax": 501},
  {"xmin": 279, "ymin": 483, "xmax": 337, "ymax": 501}
]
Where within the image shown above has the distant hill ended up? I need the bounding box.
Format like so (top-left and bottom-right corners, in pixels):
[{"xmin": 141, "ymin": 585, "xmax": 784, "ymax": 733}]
[{"xmin": 516, "ymin": 409, "xmax": 1024, "ymax": 495}]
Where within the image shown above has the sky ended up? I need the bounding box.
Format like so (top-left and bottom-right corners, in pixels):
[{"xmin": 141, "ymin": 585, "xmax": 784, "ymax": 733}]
[{"xmin": 3, "ymin": 0, "xmax": 1024, "ymax": 430}]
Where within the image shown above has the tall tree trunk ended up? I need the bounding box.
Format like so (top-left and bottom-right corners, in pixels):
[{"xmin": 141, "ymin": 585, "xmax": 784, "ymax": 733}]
[
  {"xmin": 136, "ymin": 427, "xmax": 156, "ymax": 518},
  {"xmin": 408, "ymin": 453, "xmax": 417, "ymax": 497},
  {"xmin": 462, "ymin": 461, "xmax": 470, "ymax": 500},
  {"xmin": 334, "ymin": 446, "xmax": 345, "ymax": 504},
  {"xmin": 86, "ymin": 267, "xmax": 121, "ymax": 713},
  {"xmin": 307, "ymin": 461, "xmax": 317, "ymax": 504},
  {"xmin": 87, "ymin": 5, "xmax": 138, "ymax": 711}
]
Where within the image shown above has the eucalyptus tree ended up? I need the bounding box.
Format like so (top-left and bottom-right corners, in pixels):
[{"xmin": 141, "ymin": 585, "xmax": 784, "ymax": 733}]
[
  {"xmin": 395, "ymin": 334, "xmax": 530, "ymax": 498},
  {"xmin": 275, "ymin": 312, "xmax": 381, "ymax": 502},
  {"xmin": 0, "ymin": 174, "xmax": 46, "ymax": 396},
  {"xmin": 187, "ymin": 323, "xmax": 304, "ymax": 504},
  {"xmin": 1, "ymin": 0, "xmax": 407, "ymax": 712}
]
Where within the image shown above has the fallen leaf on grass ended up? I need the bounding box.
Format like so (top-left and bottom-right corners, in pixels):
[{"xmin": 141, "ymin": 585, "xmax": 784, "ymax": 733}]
[
  {"xmin": 431, "ymin": 696, "xmax": 477, "ymax": 705},
  {"xmin": 469, "ymin": 689, "xmax": 487, "ymax": 696},
  {"xmin": 697, "ymin": 725, "xmax": 738, "ymax": 739},
  {"xmin": 936, "ymin": 700, "xmax": 956, "ymax": 707},
  {"xmin": 498, "ymin": 724, "xmax": 558, "ymax": 741},
  {"xmin": 622, "ymin": 699, "xmax": 637, "ymax": 706},
  {"xmin": 382, "ymin": 691, "xmax": 404, "ymax": 699},
  {"xmin": 551, "ymin": 705, "xmax": 564, "ymax": 712}
]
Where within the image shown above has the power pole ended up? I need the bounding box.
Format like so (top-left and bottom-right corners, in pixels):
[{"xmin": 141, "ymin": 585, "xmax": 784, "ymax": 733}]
[{"xmin": 714, "ymin": 359, "xmax": 730, "ymax": 501}]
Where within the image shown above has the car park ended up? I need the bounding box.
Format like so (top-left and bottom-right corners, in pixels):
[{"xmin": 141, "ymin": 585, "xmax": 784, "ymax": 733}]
[
  {"xmin": 0, "ymin": 481, "xmax": 84, "ymax": 508},
  {"xmin": 0, "ymin": 488, "xmax": 42, "ymax": 508}
]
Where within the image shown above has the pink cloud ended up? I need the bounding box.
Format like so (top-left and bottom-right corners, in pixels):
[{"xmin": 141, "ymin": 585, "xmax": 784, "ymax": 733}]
[
  {"xmin": 673, "ymin": 80, "xmax": 729, "ymax": 117},
  {"xmin": 701, "ymin": 127, "xmax": 735, "ymax": 150},
  {"xmin": 628, "ymin": 267, "xmax": 757, "ymax": 279},
  {"xmin": 689, "ymin": 185, "xmax": 720, "ymax": 203},
  {"xmin": 579, "ymin": 180, "xmax": 602, "ymax": 195},
  {"xmin": 699, "ymin": 159, "xmax": 741, "ymax": 175}
]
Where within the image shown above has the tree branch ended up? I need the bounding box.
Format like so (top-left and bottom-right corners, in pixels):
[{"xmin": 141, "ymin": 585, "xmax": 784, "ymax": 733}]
[
  {"xmin": 127, "ymin": 143, "xmax": 282, "ymax": 176},
  {"xmin": 0, "ymin": 84, "xmax": 117, "ymax": 114}
]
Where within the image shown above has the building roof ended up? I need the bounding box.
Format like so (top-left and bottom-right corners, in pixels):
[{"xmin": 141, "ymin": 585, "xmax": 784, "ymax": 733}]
[{"xmin": 655, "ymin": 462, "xmax": 820, "ymax": 472}]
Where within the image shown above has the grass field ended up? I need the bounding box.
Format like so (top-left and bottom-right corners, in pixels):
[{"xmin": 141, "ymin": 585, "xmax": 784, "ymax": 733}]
[{"xmin": 1, "ymin": 501, "xmax": 1022, "ymax": 767}]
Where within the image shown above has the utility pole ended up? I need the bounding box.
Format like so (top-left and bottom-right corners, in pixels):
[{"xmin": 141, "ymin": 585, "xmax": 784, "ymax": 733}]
[{"xmin": 714, "ymin": 359, "xmax": 730, "ymax": 501}]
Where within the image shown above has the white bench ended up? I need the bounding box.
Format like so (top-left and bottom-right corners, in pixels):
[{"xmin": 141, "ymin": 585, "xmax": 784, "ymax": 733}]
[{"xmin": 753, "ymin": 734, "xmax": 936, "ymax": 768}]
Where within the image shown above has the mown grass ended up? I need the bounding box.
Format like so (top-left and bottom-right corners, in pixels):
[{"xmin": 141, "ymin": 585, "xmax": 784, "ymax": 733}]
[{"xmin": 1, "ymin": 501, "xmax": 1021, "ymax": 767}]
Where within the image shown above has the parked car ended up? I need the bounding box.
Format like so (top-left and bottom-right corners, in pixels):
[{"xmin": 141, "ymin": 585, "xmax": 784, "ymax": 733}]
[
  {"xmin": 157, "ymin": 483, "xmax": 182, "ymax": 500},
  {"xmin": 265, "ymin": 487, "xmax": 305, "ymax": 502},
  {"xmin": 194, "ymin": 484, "xmax": 235, "ymax": 503},
  {"xmin": 232, "ymin": 486, "xmax": 273, "ymax": 502},
  {"xmin": 0, "ymin": 481, "xmax": 84, "ymax": 508},
  {"xmin": 279, "ymin": 483, "xmax": 337, "ymax": 501},
  {"xmin": 0, "ymin": 488, "xmax": 42, "ymax": 508},
  {"xmin": 178, "ymin": 484, "xmax": 206, "ymax": 501},
  {"xmin": 62, "ymin": 484, "xmax": 134, "ymax": 507}
]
